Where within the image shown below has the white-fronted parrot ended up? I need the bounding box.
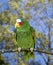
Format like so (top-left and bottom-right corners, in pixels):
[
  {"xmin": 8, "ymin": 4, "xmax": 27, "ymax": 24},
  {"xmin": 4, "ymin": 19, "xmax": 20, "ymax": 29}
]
[{"xmin": 15, "ymin": 18, "xmax": 36, "ymax": 61}]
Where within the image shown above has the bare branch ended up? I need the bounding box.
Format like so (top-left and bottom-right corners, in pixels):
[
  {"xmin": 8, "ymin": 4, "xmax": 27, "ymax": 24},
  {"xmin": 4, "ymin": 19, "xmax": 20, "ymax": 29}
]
[{"xmin": 0, "ymin": 48, "xmax": 53, "ymax": 55}]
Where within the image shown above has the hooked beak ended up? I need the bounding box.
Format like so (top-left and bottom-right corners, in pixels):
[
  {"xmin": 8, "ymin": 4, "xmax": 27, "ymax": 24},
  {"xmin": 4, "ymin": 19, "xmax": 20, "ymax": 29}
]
[{"xmin": 15, "ymin": 23, "xmax": 20, "ymax": 28}]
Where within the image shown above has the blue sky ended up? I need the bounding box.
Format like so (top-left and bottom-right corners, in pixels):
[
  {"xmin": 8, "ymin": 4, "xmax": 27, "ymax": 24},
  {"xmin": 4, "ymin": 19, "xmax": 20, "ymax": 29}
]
[{"xmin": 0, "ymin": 0, "xmax": 53, "ymax": 65}]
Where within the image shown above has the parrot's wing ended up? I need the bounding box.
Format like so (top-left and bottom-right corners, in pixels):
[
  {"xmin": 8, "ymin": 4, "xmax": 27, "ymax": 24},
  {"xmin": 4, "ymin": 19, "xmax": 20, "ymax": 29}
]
[{"xmin": 30, "ymin": 26, "xmax": 36, "ymax": 48}]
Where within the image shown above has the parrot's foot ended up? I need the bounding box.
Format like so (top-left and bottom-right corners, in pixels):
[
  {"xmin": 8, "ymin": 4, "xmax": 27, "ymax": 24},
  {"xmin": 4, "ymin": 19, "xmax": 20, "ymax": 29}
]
[
  {"xmin": 30, "ymin": 48, "xmax": 34, "ymax": 52},
  {"xmin": 18, "ymin": 47, "xmax": 21, "ymax": 52}
]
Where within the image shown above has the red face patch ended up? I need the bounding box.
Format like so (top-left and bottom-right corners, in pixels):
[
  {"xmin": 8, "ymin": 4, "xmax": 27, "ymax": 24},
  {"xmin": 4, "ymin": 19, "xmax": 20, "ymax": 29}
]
[{"xmin": 18, "ymin": 22, "xmax": 23, "ymax": 26}]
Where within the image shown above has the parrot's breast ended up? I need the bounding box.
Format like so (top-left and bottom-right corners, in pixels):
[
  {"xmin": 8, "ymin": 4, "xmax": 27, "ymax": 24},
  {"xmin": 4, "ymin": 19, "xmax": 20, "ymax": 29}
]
[{"xmin": 16, "ymin": 31, "xmax": 34, "ymax": 49}]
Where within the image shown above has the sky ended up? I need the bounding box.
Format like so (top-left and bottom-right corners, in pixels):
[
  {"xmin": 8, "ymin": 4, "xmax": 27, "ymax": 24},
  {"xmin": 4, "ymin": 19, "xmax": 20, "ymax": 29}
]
[{"xmin": 0, "ymin": 0, "xmax": 53, "ymax": 65}]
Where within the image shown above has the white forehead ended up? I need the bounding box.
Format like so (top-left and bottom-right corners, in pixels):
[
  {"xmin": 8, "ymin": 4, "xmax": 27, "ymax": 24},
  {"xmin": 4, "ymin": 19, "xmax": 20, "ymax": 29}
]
[{"xmin": 16, "ymin": 19, "xmax": 21, "ymax": 22}]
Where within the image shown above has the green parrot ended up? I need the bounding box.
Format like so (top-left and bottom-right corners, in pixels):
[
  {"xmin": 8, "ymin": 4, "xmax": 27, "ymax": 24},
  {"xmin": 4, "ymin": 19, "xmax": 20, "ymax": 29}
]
[{"xmin": 15, "ymin": 18, "xmax": 36, "ymax": 61}]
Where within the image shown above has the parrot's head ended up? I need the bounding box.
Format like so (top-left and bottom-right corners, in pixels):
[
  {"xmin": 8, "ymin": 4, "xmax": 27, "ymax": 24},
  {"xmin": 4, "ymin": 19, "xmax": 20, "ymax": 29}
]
[{"xmin": 15, "ymin": 19, "xmax": 23, "ymax": 28}]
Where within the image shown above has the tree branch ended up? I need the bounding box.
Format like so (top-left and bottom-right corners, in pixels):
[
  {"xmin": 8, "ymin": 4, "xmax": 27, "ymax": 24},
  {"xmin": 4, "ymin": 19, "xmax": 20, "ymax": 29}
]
[{"xmin": 0, "ymin": 48, "xmax": 53, "ymax": 55}]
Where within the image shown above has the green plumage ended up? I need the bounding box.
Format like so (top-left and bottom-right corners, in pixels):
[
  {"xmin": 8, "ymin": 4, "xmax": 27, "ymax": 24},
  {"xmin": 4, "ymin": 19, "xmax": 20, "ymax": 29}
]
[{"xmin": 15, "ymin": 18, "xmax": 36, "ymax": 61}]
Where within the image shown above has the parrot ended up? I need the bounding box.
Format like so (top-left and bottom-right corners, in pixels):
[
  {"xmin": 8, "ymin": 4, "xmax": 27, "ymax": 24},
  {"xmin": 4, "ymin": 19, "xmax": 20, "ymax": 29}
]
[{"xmin": 15, "ymin": 18, "xmax": 36, "ymax": 61}]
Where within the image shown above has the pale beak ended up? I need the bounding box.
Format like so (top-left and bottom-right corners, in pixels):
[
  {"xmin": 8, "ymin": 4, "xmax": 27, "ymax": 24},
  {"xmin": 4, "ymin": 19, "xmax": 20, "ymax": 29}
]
[{"xmin": 15, "ymin": 23, "xmax": 20, "ymax": 28}]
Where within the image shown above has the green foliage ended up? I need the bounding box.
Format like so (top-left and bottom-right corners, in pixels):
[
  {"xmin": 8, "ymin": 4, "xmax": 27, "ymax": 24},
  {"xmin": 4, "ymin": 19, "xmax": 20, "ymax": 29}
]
[
  {"xmin": 0, "ymin": 25, "xmax": 17, "ymax": 49},
  {"xmin": 0, "ymin": 0, "xmax": 53, "ymax": 25},
  {"xmin": 9, "ymin": 1, "xmax": 20, "ymax": 10}
]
